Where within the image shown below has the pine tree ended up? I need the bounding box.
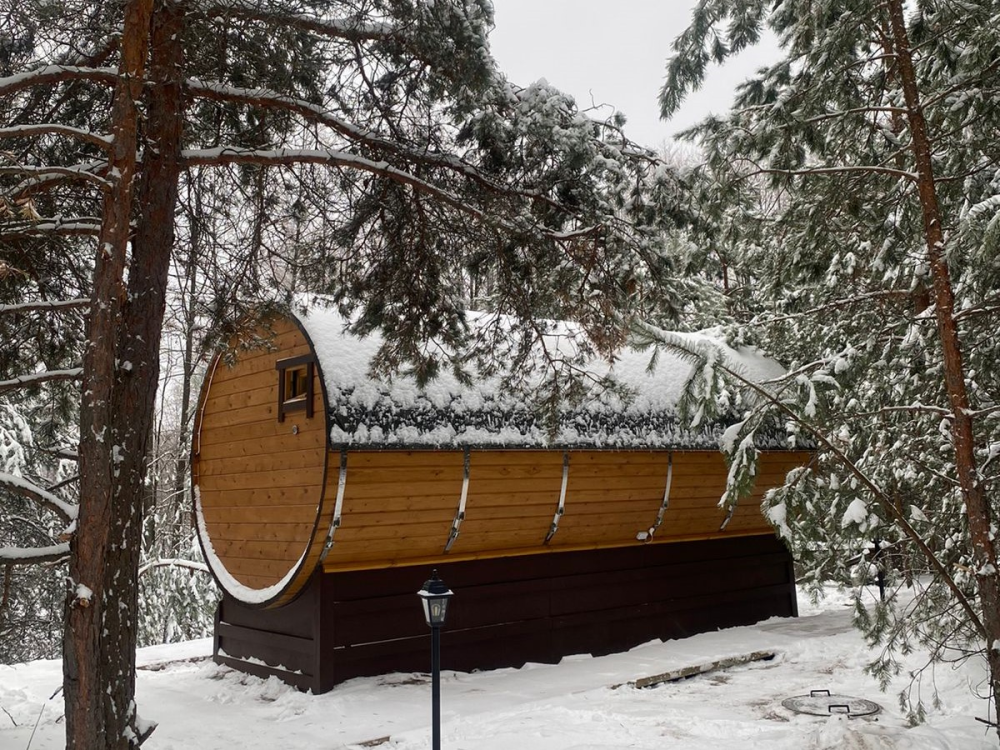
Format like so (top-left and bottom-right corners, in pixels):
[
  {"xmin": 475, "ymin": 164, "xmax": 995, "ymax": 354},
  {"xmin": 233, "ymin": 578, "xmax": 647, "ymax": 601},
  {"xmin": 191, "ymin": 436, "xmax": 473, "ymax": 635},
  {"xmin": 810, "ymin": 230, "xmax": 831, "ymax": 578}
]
[{"xmin": 658, "ymin": 0, "xmax": 1000, "ymax": 728}]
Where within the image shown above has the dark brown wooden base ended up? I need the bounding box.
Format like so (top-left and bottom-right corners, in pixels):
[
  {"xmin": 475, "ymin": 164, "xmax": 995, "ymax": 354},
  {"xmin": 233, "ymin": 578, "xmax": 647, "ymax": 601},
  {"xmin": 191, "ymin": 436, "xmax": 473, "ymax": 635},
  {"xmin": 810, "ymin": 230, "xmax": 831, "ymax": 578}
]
[{"xmin": 214, "ymin": 535, "xmax": 797, "ymax": 693}]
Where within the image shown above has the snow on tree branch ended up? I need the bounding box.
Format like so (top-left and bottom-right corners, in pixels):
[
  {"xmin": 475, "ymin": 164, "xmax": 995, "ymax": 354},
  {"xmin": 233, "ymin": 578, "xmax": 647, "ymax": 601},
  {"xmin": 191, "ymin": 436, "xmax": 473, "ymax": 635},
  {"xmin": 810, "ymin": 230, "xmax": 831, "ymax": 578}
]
[
  {"xmin": 0, "ymin": 165, "xmax": 110, "ymax": 189},
  {"xmin": 0, "ymin": 368, "xmax": 84, "ymax": 394},
  {"xmin": 0, "ymin": 65, "xmax": 118, "ymax": 97},
  {"xmin": 180, "ymin": 149, "xmax": 623, "ymax": 243},
  {"xmin": 0, "ymin": 220, "xmax": 102, "ymax": 241},
  {"xmin": 199, "ymin": 0, "xmax": 395, "ymax": 42},
  {"xmin": 801, "ymin": 106, "xmax": 910, "ymax": 125},
  {"xmin": 748, "ymin": 165, "xmax": 918, "ymax": 182},
  {"xmin": 0, "ymin": 543, "xmax": 71, "ymax": 565},
  {"xmin": 0, "ymin": 472, "xmax": 77, "ymax": 523},
  {"xmin": 4, "ymin": 160, "xmax": 108, "ymax": 201},
  {"xmin": 137, "ymin": 558, "xmax": 209, "ymax": 577},
  {"xmin": 183, "ymin": 78, "xmax": 376, "ymax": 143},
  {"xmin": 0, "ymin": 298, "xmax": 90, "ymax": 316},
  {"xmin": 0, "ymin": 124, "xmax": 113, "ymax": 150},
  {"xmin": 754, "ymin": 290, "xmax": 912, "ymax": 324}
]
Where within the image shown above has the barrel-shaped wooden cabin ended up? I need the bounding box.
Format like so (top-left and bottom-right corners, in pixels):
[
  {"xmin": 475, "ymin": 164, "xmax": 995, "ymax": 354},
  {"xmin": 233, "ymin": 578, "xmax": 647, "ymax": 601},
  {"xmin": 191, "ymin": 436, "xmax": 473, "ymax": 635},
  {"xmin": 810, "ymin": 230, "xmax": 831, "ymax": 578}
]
[{"xmin": 192, "ymin": 302, "xmax": 806, "ymax": 692}]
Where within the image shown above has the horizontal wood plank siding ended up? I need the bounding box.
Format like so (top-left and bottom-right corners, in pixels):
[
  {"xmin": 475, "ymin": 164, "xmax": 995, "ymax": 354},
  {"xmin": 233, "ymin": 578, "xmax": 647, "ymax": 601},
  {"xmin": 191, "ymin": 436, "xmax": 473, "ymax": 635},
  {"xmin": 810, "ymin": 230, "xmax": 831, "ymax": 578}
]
[
  {"xmin": 322, "ymin": 449, "xmax": 809, "ymax": 571},
  {"xmin": 322, "ymin": 451, "xmax": 465, "ymax": 568}
]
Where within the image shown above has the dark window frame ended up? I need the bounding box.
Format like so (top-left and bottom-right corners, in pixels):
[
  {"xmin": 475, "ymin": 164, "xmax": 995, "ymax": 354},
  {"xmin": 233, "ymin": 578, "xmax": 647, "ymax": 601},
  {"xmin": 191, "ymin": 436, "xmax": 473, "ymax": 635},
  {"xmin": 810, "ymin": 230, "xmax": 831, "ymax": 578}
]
[{"xmin": 275, "ymin": 354, "xmax": 315, "ymax": 422}]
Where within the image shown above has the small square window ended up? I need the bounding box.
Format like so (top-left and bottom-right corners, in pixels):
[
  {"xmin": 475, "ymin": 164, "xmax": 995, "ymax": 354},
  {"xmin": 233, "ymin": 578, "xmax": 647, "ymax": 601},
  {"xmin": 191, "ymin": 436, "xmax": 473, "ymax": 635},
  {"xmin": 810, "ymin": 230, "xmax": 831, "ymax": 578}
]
[
  {"xmin": 275, "ymin": 355, "xmax": 315, "ymax": 422},
  {"xmin": 285, "ymin": 367, "xmax": 309, "ymax": 402}
]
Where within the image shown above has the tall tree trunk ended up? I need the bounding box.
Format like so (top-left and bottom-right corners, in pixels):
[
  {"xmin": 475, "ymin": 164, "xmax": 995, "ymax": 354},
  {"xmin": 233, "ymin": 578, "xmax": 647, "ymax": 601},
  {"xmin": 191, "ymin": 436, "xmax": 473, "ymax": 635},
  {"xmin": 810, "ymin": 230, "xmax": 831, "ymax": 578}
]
[
  {"xmin": 66, "ymin": 0, "xmax": 153, "ymax": 747},
  {"xmin": 120, "ymin": 0, "xmax": 185, "ymax": 664},
  {"xmin": 65, "ymin": 1, "xmax": 184, "ymax": 747},
  {"xmin": 886, "ymin": 0, "xmax": 1000, "ymax": 729},
  {"xmin": 171, "ymin": 223, "xmax": 201, "ymax": 521}
]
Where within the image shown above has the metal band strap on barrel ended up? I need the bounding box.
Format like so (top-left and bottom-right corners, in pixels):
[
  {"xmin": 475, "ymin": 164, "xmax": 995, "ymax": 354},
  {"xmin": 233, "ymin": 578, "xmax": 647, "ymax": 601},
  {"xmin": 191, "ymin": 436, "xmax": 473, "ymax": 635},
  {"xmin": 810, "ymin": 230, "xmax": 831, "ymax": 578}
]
[
  {"xmin": 643, "ymin": 451, "xmax": 673, "ymax": 542},
  {"xmin": 319, "ymin": 448, "xmax": 348, "ymax": 562},
  {"xmin": 544, "ymin": 452, "xmax": 570, "ymax": 544},
  {"xmin": 444, "ymin": 448, "xmax": 471, "ymax": 553}
]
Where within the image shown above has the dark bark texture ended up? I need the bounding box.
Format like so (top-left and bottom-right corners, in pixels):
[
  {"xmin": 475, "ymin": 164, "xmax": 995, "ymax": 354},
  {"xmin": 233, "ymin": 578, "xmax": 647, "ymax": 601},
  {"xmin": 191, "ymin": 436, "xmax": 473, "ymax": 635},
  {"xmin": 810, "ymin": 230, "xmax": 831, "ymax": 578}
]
[{"xmin": 65, "ymin": 0, "xmax": 183, "ymax": 747}]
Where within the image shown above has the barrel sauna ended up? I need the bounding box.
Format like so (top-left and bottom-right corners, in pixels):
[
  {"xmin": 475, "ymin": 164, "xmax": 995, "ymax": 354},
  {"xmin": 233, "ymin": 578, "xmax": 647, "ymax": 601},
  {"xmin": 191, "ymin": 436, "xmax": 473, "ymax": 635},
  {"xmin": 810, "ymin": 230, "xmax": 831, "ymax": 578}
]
[{"xmin": 192, "ymin": 301, "xmax": 808, "ymax": 692}]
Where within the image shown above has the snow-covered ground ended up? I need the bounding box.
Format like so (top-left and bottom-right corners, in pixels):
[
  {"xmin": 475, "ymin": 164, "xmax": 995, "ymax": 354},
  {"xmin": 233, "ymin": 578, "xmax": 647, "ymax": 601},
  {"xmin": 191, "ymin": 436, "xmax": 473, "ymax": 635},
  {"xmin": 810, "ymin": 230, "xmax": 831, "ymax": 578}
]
[{"xmin": 2, "ymin": 587, "xmax": 997, "ymax": 750}]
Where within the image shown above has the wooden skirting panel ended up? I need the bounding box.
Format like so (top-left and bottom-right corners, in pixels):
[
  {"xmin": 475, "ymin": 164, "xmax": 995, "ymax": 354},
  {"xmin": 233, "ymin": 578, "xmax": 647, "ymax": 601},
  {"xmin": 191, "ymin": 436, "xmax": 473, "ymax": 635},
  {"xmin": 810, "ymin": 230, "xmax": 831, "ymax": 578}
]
[
  {"xmin": 214, "ymin": 535, "xmax": 796, "ymax": 693},
  {"xmin": 215, "ymin": 578, "xmax": 322, "ymax": 690}
]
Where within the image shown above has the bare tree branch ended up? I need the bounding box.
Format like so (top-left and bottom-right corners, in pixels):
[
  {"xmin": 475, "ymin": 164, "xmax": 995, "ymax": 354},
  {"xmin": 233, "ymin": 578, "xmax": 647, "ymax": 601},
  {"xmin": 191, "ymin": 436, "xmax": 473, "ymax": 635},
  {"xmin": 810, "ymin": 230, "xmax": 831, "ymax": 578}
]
[
  {"xmin": 181, "ymin": 146, "xmax": 487, "ymax": 220},
  {"xmin": 4, "ymin": 160, "xmax": 108, "ymax": 200}
]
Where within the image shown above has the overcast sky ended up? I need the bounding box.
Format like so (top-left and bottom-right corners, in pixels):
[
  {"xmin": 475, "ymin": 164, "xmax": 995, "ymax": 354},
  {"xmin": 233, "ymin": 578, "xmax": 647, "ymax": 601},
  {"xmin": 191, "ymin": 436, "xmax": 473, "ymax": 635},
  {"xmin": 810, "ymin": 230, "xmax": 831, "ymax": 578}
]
[{"xmin": 488, "ymin": 1, "xmax": 780, "ymax": 150}]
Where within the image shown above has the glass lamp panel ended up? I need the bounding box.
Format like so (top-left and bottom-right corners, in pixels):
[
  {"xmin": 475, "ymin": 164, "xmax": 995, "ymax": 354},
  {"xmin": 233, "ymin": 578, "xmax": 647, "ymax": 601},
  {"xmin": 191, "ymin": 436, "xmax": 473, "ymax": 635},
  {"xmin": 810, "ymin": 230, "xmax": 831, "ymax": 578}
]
[{"xmin": 430, "ymin": 598, "xmax": 448, "ymax": 626}]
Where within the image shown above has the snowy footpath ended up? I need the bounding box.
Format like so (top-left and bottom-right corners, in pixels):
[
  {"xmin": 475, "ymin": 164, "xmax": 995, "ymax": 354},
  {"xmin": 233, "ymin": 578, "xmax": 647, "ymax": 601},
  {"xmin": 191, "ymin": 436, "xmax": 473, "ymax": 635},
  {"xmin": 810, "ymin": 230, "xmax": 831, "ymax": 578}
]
[{"xmin": 1, "ymin": 588, "xmax": 997, "ymax": 750}]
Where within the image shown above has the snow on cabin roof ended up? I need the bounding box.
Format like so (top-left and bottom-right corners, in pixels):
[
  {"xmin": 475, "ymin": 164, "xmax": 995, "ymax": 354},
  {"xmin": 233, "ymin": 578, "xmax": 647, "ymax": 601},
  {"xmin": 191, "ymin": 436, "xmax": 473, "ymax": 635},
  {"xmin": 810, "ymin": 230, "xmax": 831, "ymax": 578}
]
[{"xmin": 293, "ymin": 301, "xmax": 787, "ymax": 450}]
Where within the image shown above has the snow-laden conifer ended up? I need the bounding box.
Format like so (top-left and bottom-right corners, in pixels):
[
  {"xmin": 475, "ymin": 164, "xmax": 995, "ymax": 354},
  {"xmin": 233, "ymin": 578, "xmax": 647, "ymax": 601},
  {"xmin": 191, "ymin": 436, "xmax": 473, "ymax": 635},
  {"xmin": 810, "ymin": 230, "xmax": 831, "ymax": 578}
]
[{"xmin": 661, "ymin": 0, "xmax": 1000, "ymax": 730}]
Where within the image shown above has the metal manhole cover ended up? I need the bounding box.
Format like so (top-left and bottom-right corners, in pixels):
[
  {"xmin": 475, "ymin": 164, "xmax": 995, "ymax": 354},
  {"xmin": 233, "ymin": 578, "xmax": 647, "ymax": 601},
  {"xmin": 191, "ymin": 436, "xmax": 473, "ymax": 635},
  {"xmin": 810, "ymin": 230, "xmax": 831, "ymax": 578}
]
[{"xmin": 782, "ymin": 689, "xmax": 881, "ymax": 717}]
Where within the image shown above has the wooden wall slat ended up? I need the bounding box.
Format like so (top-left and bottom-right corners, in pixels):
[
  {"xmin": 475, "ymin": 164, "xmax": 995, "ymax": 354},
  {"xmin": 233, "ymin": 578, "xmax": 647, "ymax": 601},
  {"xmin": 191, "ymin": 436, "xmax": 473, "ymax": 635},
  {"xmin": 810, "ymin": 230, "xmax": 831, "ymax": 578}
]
[
  {"xmin": 331, "ymin": 522, "xmax": 455, "ymax": 544},
  {"xmin": 213, "ymin": 539, "xmax": 316, "ymax": 562},
  {"xmin": 200, "ymin": 505, "xmax": 320, "ymax": 524},
  {"xmin": 201, "ymin": 383, "xmax": 284, "ymax": 414},
  {"xmin": 196, "ymin": 430, "xmax": 326, "ymax": 458},
  {"xmin": 199, "ymin": 468, "xmax": 325, "ymax": 491},
  {"xmin": 560, "ymin": 498, "xmax": 669, "ymax": 516},
  {"xmin": 198, "ymin": 447, "xmax": 331, "ymax": 477},
  {"xmin": 198, "ymin": 486, "xmax": 318, "ymax": 508},
  {"xmin": 561, "ymin": 488, "xmax": 662, "ymax": 506},
  {"xmin": 199, "ymin": 401, "xmax": 282, "ymax": 427},
  {"xmin": 452, "ymin": 504, "xmax": 556, "ymax": 521},
  {"xmin": 335, "ymin": 508, "xmax": 455, "ymax": 530},
  {"xmin": 338, "ymin": 479, "xmax": 469, "ymax": 502},
  {"xmin": 198, "ymin": 366, "xmax": 279, "ymax": 399},
  {"xmin": 343, "ymin": 490, "xmax": 556, "ymax": 513},
  {"xmin": 198, "ymin": 419, "xmax": 322, "ymax": 447},
  {"xmin": 212, "ymin": 341, "xmax": 312, "ymax": 376},
  {"xmin": 345, "ymin": 452, "xmax": 467, "ymax": 470}
]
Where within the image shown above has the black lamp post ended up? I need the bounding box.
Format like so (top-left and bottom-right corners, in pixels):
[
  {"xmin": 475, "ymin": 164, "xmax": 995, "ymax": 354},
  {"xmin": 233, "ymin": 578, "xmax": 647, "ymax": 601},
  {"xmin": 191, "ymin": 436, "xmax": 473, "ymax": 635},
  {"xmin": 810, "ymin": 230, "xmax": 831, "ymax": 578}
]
[{"xmin": 418, "ymin": 570, "xmax": 453, "ymax": 750}]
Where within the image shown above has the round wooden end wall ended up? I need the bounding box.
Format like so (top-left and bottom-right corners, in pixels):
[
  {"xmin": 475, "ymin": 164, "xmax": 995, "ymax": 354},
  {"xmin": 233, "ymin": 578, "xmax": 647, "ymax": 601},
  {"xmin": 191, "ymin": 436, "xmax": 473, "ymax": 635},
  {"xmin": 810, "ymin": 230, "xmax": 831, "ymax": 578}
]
[{"xmin": 191, "ymin": 317, "xmax": 330, "ymax": 607}]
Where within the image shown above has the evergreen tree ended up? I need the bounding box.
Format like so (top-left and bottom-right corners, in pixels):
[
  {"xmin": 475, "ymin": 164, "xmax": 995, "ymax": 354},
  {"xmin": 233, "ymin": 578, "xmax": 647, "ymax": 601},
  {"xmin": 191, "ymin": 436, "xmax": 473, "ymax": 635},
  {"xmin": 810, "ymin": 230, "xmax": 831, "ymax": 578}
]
[{"xmin": 658, "ymin": 0, "xmax": 1000, "ymax": 728}]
